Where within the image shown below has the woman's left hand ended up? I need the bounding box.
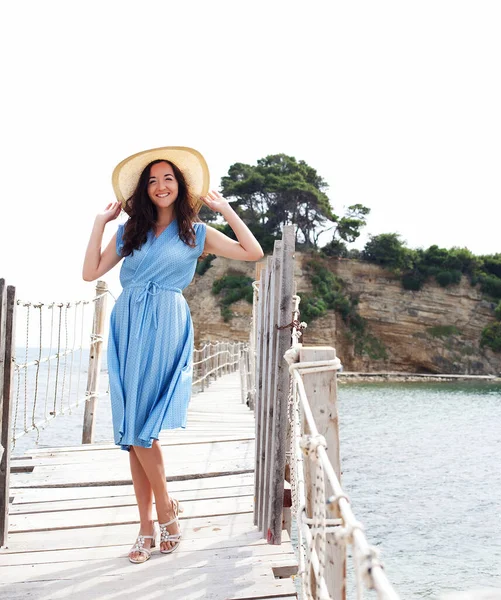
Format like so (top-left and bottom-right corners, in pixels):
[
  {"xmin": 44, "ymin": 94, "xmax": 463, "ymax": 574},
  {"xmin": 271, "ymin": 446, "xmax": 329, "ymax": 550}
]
[{"xmin": 200, "ymin": 190, "xmax": 232, "ymax": 215}]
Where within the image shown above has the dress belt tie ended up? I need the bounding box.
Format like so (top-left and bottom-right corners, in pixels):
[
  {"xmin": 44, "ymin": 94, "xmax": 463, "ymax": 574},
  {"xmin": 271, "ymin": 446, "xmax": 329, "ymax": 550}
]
[{"xmin": 128, "ymin": 281, "xmax": 182, "ymax": 340}]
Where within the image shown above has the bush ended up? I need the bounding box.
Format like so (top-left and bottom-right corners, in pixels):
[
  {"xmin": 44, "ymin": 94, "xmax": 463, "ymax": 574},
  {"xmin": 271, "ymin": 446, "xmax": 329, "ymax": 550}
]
[
  {"xmin": 480, "ymin": 323, "xmax": 501, "ymax": 352},
  {"xmin": 426, "ymin": 325, "xmax": 461, "ymax": 338},
  {"xmin": 495, "ymin": 301, "xmax": 501, "ymax": 321},
  {"xmin": 212, "ymin": 273, "xmax": 254, "ymax": 321},
  {"xmin": 436, "ymin": 270, "xmax": 462, "ymax": 287},
  {"xmin": 196, "ymin": 253, "xmax": 216, "ymax": 276},
  {"xmin": 299, "ymin": 259, "xmax": 387, "ymax": 359},
  {"xmin": 402, "ymin": 271, "xmax": 425, "ymax": 291},
  {"xmin": 477, "ymin": 274, "xmax": 501, "ymax": 300},
  {"xmin": 362, "ymin": 233, "xmax": 409, "ymax": 270},
  {"xmin": 321, "ymin": 239, "xmax": 348, "ymax": 258},
  {"xmin": 482, "ymin": 254, "xmax": 501, "ymax": 278},
  {"xmin": 347, "ymin": 248, "xmax": 361, "ymax": 259}
]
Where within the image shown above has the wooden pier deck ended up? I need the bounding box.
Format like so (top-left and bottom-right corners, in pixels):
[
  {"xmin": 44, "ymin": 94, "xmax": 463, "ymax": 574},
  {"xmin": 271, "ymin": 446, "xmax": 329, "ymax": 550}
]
[{"xmin": 0, "ymin": 372, "xmax": 298, "ymax": 600}]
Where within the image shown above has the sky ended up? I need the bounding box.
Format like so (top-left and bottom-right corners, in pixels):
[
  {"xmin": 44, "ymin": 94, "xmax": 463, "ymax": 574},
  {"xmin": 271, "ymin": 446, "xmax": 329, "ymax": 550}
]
[{"xmin": 1, "ymin": 0, "xmax": 500, "ymax": 306}]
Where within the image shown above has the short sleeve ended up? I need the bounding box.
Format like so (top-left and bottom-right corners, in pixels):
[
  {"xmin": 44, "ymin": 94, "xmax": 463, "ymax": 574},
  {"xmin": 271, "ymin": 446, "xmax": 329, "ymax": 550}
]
[
  {"xmin": 194, "ymin": 222, "xmax": 207, "ymax": 258},
  {"xmin": 116, "ymin": 223, "xmax": 125, "ymax": 256}
]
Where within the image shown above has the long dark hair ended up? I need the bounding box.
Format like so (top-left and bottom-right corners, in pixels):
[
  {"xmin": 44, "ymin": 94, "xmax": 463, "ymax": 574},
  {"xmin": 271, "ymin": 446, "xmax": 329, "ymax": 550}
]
[{"xmin": 121, "ymin": 159, "xmax": 198, "ymax": 256}]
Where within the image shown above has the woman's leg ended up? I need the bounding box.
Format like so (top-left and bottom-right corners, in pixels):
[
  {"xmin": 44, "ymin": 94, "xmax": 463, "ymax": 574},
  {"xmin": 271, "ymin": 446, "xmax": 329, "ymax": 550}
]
[
  {"xmin": 129, "ymin": 447, "xmax": 155, "ymax": 562},
  {"xmin": 133, "ymin": 441, "xmax": 180, "ymax": 551}
]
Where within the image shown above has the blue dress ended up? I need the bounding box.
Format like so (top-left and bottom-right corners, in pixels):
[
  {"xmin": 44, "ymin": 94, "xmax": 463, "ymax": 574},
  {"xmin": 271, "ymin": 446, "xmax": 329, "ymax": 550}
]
[{"xmin": 107, "ymin": 219, "xmax": 207, "ymax": 451}]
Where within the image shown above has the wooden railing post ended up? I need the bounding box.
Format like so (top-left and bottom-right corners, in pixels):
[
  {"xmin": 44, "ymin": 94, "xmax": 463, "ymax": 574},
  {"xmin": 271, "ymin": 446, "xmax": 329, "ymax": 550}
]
[
  {"xmin": 299, "ymin": 345, "xmax": 345, "ymax": 600},
  {"xmin": 239, "ymin": 346, "xmax": 246, "ymax": 404},
  {"xmin": 200, "ymin": 345, "xmax": 206, "ymax": 392},
  {"xmin": 82, "ymin": 280, "xmax": 108, "ymax": 444},
  {"xmin": 267, "ymin": 225, "xmax": 295, "ymax": 544},
  {"xmin": 262, "ymin": 242, "xmax": 282, "ymax": 539},
  {"xmin": 254, "ymin": 264, "xmax": 267, "ymax": 527},
  {"xmin": 0, "ymin": 282, "xmax": 16, "ymax": 547},
  {"xmin": 0, "ymin": 281, "xmax": 6, "ymax": 469}
]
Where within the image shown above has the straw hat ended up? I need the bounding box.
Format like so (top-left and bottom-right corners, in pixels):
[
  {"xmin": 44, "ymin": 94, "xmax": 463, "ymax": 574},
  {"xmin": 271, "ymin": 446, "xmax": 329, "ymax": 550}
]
[{"xmin": 112, "ymin": 146, "xmax": 210, "ymax": 210}]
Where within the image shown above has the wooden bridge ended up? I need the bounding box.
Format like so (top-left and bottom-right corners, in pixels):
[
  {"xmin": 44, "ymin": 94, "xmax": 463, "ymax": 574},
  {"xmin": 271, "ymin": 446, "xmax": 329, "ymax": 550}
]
[
  {"xmin": 0, "ymin": 225, "xmax": 402, "ymax": 600},
  {"xmin": 1, "ymin": 371, "xmax": 298, "ymax": 600}
]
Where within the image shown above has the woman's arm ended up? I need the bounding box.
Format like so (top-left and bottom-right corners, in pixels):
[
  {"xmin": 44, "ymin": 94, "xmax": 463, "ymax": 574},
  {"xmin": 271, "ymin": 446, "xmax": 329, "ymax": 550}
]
[
  {"xmin": 201, "ymin": 191, "xmax": 264, "ymax": 261},
  {"xmin": 82, "ymin": 201, "xmax": 123, "ymax": 281}
]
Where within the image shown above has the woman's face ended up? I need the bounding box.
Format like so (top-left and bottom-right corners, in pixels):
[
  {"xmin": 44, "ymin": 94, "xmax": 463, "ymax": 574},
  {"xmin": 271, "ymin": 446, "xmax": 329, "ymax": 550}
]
[{"xmin": 147, "ymin": 161, "xmax": 179, "ymax": 209}]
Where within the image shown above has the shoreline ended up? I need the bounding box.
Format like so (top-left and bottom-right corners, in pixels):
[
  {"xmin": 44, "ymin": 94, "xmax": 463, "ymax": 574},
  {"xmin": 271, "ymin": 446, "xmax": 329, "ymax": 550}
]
[{"xmin": 337, "ymin": 372, "xmax": 501, "ymax": 383}]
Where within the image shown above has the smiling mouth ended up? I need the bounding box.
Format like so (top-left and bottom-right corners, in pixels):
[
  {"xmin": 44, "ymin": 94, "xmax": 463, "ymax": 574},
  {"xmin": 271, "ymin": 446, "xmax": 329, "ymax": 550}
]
[{"xmin": 156, "ymin": 193, "xmax": 170, "ymax": 198}]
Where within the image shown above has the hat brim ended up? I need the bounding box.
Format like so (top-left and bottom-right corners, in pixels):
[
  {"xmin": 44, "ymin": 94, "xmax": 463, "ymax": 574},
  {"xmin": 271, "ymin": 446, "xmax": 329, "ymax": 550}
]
[{"xmin": 112, "ymin": 146, "xmax": 210, "ymax": 212}]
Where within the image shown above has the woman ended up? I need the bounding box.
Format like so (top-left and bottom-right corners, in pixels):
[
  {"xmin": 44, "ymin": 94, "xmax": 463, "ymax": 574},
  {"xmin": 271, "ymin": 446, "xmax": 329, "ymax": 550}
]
[{"xmin": 82, "ymin": 146, "xmax": 263, "ymax": 563}]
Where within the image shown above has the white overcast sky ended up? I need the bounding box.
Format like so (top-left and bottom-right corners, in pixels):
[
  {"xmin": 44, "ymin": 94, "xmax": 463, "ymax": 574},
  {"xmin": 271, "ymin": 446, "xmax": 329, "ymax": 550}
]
[{"xmin": 1, "ymin": 0, "xmax": 500, "ymax": 304}]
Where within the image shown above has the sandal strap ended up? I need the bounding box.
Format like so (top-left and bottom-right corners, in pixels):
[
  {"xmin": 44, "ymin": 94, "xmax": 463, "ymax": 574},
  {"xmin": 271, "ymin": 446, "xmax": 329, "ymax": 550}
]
[
  {"xmin": 130, "ymin": 545, "xmax": 151, "ymax": 556},
  {"xmin": 161, "ymin": 534, "xmax": 181, "ymax": 542},
  {"xmin": 159, "ymin": 517, "xmax": 178, "ymax": 528},
  {"xmin": 159, "ymin": 518, "xmax": 181, "ymax": 543},
  {"xmin": 131, "ymin": 532, "xmax": 155, "ymax": 551}
]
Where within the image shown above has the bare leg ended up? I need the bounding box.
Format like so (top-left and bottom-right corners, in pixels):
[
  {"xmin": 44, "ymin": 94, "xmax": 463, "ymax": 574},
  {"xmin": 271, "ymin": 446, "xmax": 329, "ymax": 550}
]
[
  {"xmin": 133, "ymin": 440, "xmax": 180, "ymax": 551},
  {"xmin": 129, "ymin": 447, "xmax": 155, "ymax": 562}
]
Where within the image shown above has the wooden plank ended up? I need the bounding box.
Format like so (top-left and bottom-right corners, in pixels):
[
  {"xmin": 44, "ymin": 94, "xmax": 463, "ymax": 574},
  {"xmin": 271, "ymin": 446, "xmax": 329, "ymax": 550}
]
[
  {"xmin": 10, "ymin": 456, "xmax": 255, "ymax": 488},
  {"xmin": 300, "ymin": 346, "xmax": 345, "ymax": 599},
  {"xmin": 10, "ymin": 485, "xmax": 257, "ymax": 514},
  {"xmin": 11, "ymin": 473, "xmax": 255, "ymax": 504},
  {"xmin": 0, "ymin": 537, "xmax": 296, "ymax": 565},
  {"xmin": 0, "ymin": 554, "xmax": 296, "ymax": 582},
  {"xmin": 9, "ymin": 496, "xmax": 254, "ymax": 533},
  {"xmin": 2, "ymin": 513, "xmax": 262, "ymax": 553},
  {"xmin": 21, "ymin": 433, "xmax": 255, "ymax": 457},
  {"xmin": 0, "ymin": 280, "xmax": 6, "ymax": 470},
  {"xmin": 257, "ymin": 258, "xmax": 272, "ymax": 532},
  {"xmin": 12, "ymin": 439, "xmax": 255, "ymax": 468},
  {"xmin": 0, "ymin": 572, "xmax": 296, "ymax": 600},
  {"xmin": 0, "ymin": 284, "xmax": 15, "ymax": 547},
  {"xmin": 268, "ymin": 225, "xmax": 295, "ymax": 545},
  {"xmin": 82, "ymin": 280, "xmax": 107, "ymax": 444},
  {"xmin": 263, "ymin": 240, "xmax": 282, "ymax": 541}
]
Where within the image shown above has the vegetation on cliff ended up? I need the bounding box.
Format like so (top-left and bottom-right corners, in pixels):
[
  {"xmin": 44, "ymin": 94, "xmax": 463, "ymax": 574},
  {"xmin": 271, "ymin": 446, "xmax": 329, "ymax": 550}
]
[
  {"xmin": 358, "ymin": 233, "xmax": 501, "ymax": 301},
  {"xmin": 299, "ymin": 259, "xmax": 387, "ymax": 360},
  {"xmin": 481, "ymin": 300, "xmax": 501, "ymax": 352},
  {"xmin": 212, "ymin": 272, "xmax": 254, "ymax": 322},
  {"xmin": 197, "ymin": 152, "xmax": 500, "ymax": 356},
  {"xmin": 196, "ymin": 253, "xmax": 216, "ymax": 276}
]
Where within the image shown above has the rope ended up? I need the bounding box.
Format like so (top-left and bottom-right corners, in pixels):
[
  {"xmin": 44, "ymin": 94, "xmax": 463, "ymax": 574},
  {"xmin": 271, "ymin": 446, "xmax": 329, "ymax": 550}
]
[
  {"xmin": 31, "ymin": 304, "xmax": 43, "ymax": 441},
  {"xmin": 52, "ymin": 304, "xmax": 63, "ymax": 416},
  {"xmin": 279, "ymin": 291, "xmax": 399, "ymax": 599}
]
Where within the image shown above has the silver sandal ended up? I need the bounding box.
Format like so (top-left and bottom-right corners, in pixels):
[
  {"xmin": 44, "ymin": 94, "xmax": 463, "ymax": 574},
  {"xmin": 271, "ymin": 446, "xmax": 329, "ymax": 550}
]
[
  {"xmin": 128, "ymin": 531, "xmax": 156, "ymax": 563},
  {"xmin": 159, "ymin": 498, "xmax": 183, "ymax": 554}
]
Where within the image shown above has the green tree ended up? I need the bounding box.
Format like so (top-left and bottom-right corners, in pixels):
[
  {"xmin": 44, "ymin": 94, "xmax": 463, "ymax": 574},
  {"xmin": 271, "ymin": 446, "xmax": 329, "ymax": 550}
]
[
  {"xmin": 220, "ymin": 154, "xmax": 370, "ymax": 250},
  {"xmin": 362, "ymin": 233, "xmax": 412, "ymax": 270}
]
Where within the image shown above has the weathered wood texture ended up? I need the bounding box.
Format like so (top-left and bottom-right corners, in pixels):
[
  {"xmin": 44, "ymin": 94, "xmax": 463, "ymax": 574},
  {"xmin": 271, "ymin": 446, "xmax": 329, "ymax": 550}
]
[
  {"xmin": 82, "ymin": 280, "xmax": 108, "ymax": 444},
  {"xmin": 1, "ymin": 371, "xmax": 298, "ymax": 600},
  {"xmin": 0, "ymin": 280, "xmax": 6, "ymax": 467},
  {"xmin": 0, "ymin": 283, "xmax": 15, "ymax": 547},
  {"xmin": 268, "ymin": 227, "xmax": 294, "ymax": 544},
  {"xmin": 300, "ymin": 346, "xmax": 345, "ymax": 600},
  {"xmin": 253, "ymin": 226, "xmax": 295, "ymax": 545}
]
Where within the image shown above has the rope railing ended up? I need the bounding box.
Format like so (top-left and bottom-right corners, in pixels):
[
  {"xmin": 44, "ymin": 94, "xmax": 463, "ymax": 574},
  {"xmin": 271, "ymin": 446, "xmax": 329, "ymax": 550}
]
[
  {"xmin": 285, "ymin": 296, "xmax": 399, "ymax": 600},
  {"xmin": 192, "ymin": 341, "xmax": 243, "ymax": 389},
  {"xmin": 10, "ymin": 291, "xmax": 113, "ymax": 448},
  {"xmin": 246, "ymin": 225, "xmax": 400, "ymax": 600},
  {"xmin": 0, "ymin": 276, "xmax": 251, "ymax": 549},
  {"xmin": 10, "ymin": 294, "xmax": 244, "ymax": 447}
]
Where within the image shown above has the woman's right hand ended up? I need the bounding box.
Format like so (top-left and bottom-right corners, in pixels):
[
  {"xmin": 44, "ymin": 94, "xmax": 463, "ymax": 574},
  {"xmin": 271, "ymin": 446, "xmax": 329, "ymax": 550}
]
[{"xmin": 96, "ymin": 201, "xmax": 122, "ymax": 224}]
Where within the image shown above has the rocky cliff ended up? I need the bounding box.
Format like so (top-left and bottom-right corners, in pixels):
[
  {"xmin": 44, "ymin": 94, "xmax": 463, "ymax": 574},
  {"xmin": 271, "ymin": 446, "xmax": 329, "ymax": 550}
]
[{"xmin": 184, "ymin": 254, "xmax": 501, "ymax": 376}]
